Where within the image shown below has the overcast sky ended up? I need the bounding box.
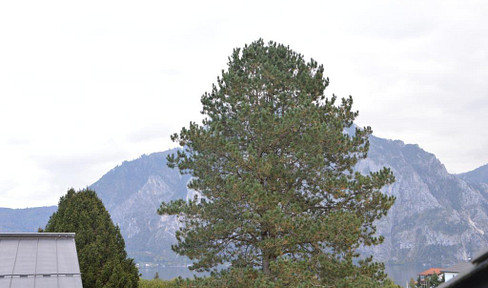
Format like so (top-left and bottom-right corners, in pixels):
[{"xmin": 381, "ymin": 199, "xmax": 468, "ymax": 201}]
[{"xmin": 1, "ymin": 0, "xmax": 487, "ymax": 208}]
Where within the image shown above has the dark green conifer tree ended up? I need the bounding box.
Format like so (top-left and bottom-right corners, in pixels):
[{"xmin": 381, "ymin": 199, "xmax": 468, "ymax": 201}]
[
  {"xmin": 45, "ymin": 188, "xmax": 139, "ymax": 288},
  {"xmin": 159, "ymin": 39, "xmax": 396, "ymax": 287}
]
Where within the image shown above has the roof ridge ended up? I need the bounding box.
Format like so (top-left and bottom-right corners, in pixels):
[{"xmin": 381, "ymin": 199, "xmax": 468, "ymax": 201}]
[{"xmin": 0, "ymin": 233, "xmax": 75, "ymax": 238}]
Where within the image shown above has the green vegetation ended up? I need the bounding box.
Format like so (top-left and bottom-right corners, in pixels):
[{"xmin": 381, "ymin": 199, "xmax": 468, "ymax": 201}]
[
  {"xmin": 140, "ymin": 274, "xmax": 401, "ymax": 288},
  {"xmin": 45, "ymin": 188, "xmax": 139, "ymax": 288},
  {"xmin": 409, "ymin": 278, "xmax": 417, "ymax": 288},
  {"xmin": 415, "ymin": 273, "xmax": 444, "ymax": 288},
  {"xmin": 159, "ymin": 39, "xmax": 397, "ymax": 287},
  {"xmin": 139, "ymin": 278, "xmax": 181, "ymax": 288}
]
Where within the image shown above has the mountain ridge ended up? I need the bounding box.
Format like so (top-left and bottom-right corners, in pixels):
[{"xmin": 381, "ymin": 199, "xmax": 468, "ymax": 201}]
[
  {"xmin": 87, "ymin": 135, "xmax": 488, "ymax": 266},
  {"xmin": 2, "ymin": 135, "xmax": 488, "ymax": 267},
  {"xmin": 0, "ymin": 206, "xmax": 57, "ymax": 232},
  {"xmin": 356, "ymin": 136, "xmax": 488, "ymax": 265}
]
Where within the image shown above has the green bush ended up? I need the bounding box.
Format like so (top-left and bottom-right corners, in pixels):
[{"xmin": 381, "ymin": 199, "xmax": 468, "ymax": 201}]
[{"xmin": 139, "ymin": 278, "xmax": 181, "ymax": 288}]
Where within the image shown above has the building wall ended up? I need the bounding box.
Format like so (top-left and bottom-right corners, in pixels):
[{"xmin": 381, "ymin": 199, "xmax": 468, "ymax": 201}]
[{"xmin": 445, "ymin": 272, "xmax": 457, "ymax": 282}]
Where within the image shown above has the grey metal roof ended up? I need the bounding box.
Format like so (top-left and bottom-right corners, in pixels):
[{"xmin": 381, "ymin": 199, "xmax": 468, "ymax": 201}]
[
  {"xmin": 0, "ymin": 233, "xmax": 83, "ymax": 288},
  {"xmin": 439, "ymin": 248, "xmax": 488, "ymax": 288},
  {"xmin": 440, "ymin": 262, "xmax": 473, "ymax": 273}
]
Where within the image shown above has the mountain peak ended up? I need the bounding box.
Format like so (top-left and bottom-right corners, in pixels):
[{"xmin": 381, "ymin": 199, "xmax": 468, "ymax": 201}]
[{"xmin": 459, "ymin": 164, "xmax": 488, "ymax": 185}]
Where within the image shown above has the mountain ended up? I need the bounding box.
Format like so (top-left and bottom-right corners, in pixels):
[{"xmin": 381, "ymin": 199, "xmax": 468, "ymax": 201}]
[
  {"xmin": 88, "ymin": 136, "xmax": 488, "ymax": 266},
  {"xmin": 3, "ymin": 135, "xmax": 488, "ymax": 267},
  {"xmin": 459, "ymin": 164, "xmax": 488, "ymax": 185},
  {"xmin": 459, "ymin": 164, "xmax": 488, "ymax": 198},
  {"xmin": 356, "ymin": 136, "xmax": 488, "ymax": 265},
  {"xmin": 0, "ymin": 206, "xmax": 57, "ymax": 232},
  {"xmin": 90, "ymin": 149, "xmax": 192, "ymax": 264}
]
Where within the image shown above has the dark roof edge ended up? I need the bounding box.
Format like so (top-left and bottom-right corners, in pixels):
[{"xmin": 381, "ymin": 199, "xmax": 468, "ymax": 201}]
[
  {"xmin": 473, "ymin": 249, "xmax": 488, "ymax": 264},
  {"xmin": 438, "ymin": 257, "xmax": 488, "ymax": 288},
  {"xmin": 0, "ymin": 232, "xmax": 75, "ymax": 238}
]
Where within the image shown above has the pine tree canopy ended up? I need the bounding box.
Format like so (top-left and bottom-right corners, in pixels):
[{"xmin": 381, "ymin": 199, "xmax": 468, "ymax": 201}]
[
  {"xmin": 45, "ymin": 188, "xmax": 139, "ymax": 288},
  {"xmin": 158, "ymin": 39, "xmax": 397, "ymax": 287}
]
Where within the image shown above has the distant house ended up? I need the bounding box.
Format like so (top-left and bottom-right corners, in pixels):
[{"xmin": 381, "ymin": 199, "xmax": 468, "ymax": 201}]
[
  {"xmin": 419, "ymin": 267, "xmax": 443, "ymax": 278},
  {"xmin": 0, "ymin": 232, "xmax": 83, "ymax": 288},
  {"xmin": 417, "ymin": 268, "xmax": 443, "ymax": 287},
  {"xmin": 441, "ymin": 262, "xmax": 472, "ymax": 282},
  {"xmin": 439, "ymin": 248, "xmax": 488, "ymax": 288}
]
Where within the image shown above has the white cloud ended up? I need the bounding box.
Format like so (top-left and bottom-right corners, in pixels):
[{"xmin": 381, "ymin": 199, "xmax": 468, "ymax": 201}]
[{"xmin": 1, "ymin": 0, "xmax": 488, "ymax": 207}]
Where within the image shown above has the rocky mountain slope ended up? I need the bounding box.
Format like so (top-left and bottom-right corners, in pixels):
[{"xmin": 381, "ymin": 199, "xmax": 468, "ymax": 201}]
[
  {"xmin": 90, "ymin": 149, "xmax": 192, "ymax": 264},
  {"xmin": 459, "ymin": 164, "xmax": 488, "ymax": 198},
  {"xmin": 357, "ymin": 136, "xmax": 488, "ymax": 265}
]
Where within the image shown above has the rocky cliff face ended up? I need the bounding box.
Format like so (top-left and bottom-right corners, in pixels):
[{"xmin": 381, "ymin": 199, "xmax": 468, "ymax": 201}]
[
  {"xmin": 90, "ymin": 149, "xmax": 191, "ymax": 263},
  {"xmin": 84, "ymin": 137, "xmax": 488, "ymax": 265},
  {"xmin": 357, "ymin": 136, "xmax": 488, "ymax": 265}
]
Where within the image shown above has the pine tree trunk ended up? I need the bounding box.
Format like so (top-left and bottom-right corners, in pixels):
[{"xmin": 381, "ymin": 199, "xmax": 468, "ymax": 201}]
[
  {"xmin": 263, "ymin": 256, "xmax": 271, "ymax": 276},
  {"xmin": 262, "ymin": 249, "xmax": 277, "ymax": 277}
]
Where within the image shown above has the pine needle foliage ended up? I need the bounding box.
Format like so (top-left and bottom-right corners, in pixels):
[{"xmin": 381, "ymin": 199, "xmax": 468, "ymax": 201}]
[
  {"xmin": 159, "ymin": 39, "xmax": 396, "ymax": 287},
  {"xmin": 46, "ymin": 188, "xmax": 139, "ymax": 288}
]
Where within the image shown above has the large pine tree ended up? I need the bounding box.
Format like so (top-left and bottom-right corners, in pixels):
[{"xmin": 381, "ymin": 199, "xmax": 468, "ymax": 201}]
[
  {"xmin": 159, "ymin": 39, "xmax": 396, "ymax": 287},
  {"xmin": 45, "ymin": 188, "xmax": 139, "ymax": 288}
]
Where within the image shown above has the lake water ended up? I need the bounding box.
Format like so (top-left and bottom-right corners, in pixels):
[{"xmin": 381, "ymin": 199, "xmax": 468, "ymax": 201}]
[
  {"xmin": 139, "ymin": 266, "xmax": 208, "ymax": 281},
  {"xmin": 140, "ymin": 263, "xmax": 426, "ymax": 287},
  {"xmin": 385, "ymin": 263, "xmax": 427, "ymax": 287}
]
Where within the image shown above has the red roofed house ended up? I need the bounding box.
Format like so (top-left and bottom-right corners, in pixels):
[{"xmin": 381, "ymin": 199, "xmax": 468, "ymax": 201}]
[{"xmin": 418, "ymin": 268, "xmax": 443, "ymax": 287}]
